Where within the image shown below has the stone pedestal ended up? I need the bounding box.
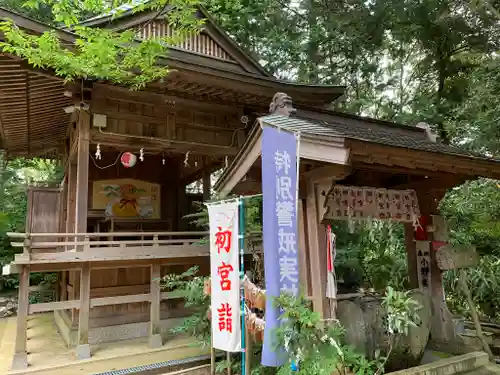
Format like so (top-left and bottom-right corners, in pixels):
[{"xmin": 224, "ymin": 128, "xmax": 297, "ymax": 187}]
[
  {"xmin": 76, "ymin": 344, "xmax": 91, "ymax": 360},
  {"xmin": 11, "ymin": 352, "xmax": 28, "ymax": 370},
  {"xmin": 149, "ymin": 334, "xmax": 162, "ymax": 348}
]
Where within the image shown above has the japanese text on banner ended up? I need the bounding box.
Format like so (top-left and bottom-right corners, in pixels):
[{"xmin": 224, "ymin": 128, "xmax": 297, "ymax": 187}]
[
  {"xmin": 275, "ymin": 148, "xmax": 299, "ymax": 295},
  {"xmin": 261, "ymin": 125, "xmax": 299, "ymax": 367},
  {"xmin": 207, "ymin": 201, "xmax": 241, "ymax": 352}
]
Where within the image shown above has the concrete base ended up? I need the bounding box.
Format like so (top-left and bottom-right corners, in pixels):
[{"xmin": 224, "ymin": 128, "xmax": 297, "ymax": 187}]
[
  {"xmin": 54, "ymin": 310, "xmax": 185, "ymax": 347},
  {"xmin": 75, "ymin": 344, "xmax": 91, "ymax": 360},
  {"xmin": 149, "ymin": 334, "xmax": 163, "ymax": 348},
  {"xmin": 11, "ymin": 352, "xmax": 28, "ymax": 370}
]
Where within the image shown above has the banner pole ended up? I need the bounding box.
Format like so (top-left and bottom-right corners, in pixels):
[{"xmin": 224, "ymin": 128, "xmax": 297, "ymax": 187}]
[{"xmin": 239, "ymin": 198, "xmax": 246, "ymax": 375}]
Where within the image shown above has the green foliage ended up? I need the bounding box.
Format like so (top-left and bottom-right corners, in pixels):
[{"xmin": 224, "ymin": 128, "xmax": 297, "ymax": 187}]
[
  {"xmin": 0, "ymin": 0, "xmax": 55, "ymax": 23},
  {"xmin": 333, "ymin": 220, "xmax": 409, "ymax": 291},
  {"xmin": 162, "ymin": 265, "xmax": 211, "ymax": 345},
  {"xmin": 0, "ymin": 0, "xmax": 204, "ymax": 88},
  {"xmin": 274, "ymin": 293, "xmax": 384, "ymax": 375},
  {"xmin": 440, "ymin": 179, "xmax": 500, "ymax": 255},
  {"xmin": 444, "ymin": 255, "xmax": 500, "ymax": 321},
  {"xmin": 0, "ymin": 155, "xmax": 62, "ymax": 290},
  {"xmin": 382, "ymin": 287, "xmax": 421, "ymax": 337},
  {"xmin": 271, "ymin": 288, "xmax": 420, "ymax": 375},
  {"xmin": 206, "ymin": 0, "xmax": 499, "ymax": 138}
]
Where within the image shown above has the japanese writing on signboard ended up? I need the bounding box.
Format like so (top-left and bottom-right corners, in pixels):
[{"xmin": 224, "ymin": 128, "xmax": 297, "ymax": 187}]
[
  {"xmin": 261, "ymin": 125, "xmax": 299, "ymax": 367},
  {"xmin": 207, "ymin": 202, "xmax": 241, "ymax": 352},
  {"xmin": 416, "ymin": 240, "xmax": 431, "ymax": 292},
  {"xmin": 324, "ymin": 186, "xmax": 420, "ymax": 224}
]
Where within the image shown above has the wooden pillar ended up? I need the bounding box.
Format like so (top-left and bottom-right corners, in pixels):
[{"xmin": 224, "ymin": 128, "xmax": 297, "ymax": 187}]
[
  {"xmin": 12, "ymin": 265, "xmax": 29, "ymax": 370},
  {"xmin": 404, "ymin": 223, "xmax": 418, "ymax": 289},
  {"xmin": 75, "ymin": 112, "xmax": 90, "ymax": 249},
  {"xmin": 416, "ymin": 189, "xmax": 458, "ymax": 344},
  {"xmin": 305, "ymin": 181, "xmax": 329, "ymax": 318},
  {"xmin": 298, "ymin": 199, "xmax": 311, "ymax": 296},
  {"xmin": 149, "ymin": 263, "xmax": 162, "ymax": 348},
  {"xmin": 66, "ymin": 162, "xmax": 77, "ymax": 237},
  {"xmin": 76, "ymin": 262, "xmax": 91, "ymax": 360},
  {"xmin": 202, "ymin": 170, "xmax": 211, "ymax": 201}
]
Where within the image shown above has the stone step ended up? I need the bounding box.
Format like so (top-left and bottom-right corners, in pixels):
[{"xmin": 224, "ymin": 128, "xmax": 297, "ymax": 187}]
[{"xmin": 387, "ymin": 351, "xmax": 499, "ymax": 375}]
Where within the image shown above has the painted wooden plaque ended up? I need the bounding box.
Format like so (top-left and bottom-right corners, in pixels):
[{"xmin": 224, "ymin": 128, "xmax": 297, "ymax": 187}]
[{"xmin": 92, "ymin": 179, "xmax": 161, "ymax": 219}]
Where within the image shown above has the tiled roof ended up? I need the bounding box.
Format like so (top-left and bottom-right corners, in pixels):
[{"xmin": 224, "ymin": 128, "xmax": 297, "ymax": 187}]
[
  {"xmin": 259, "ymin": 114, "xmax": 494, "ymax": 161},
  {"xmin": 79, "ymin": 0, "xmax": 148, "ymax": 23}
]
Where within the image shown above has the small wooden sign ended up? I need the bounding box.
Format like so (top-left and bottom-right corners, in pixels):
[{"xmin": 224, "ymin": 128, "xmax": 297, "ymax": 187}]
[{"xmin": 436, "ymin": 244, "xmax": 479, "ymax": 270}]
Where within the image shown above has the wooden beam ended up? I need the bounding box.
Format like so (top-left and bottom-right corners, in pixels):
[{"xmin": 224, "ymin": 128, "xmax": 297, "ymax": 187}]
[
  {"xmin": 300, "ymin": 138, "xmax": 350, "ymax": 165},
  {"xmin": 149, "ymin": 264, "xmax": 162, "ymax": 348},
  {"xmin": 390, "ymin": 175, "xmax": 466, "ymax": 191},
  {"xmin": 29, "ymin": 299, "xmax": 80, "ymax": 314},
  {"xmin": 349, "ymin": 140, "xmax": 500, "ymax": 179},
  {"xmin": 76, "ymin": 262, "xmax": 91, "ymax": 360},
  {"xmin": 202, "ymin": 169, "xmax": 211, "ymax": 201},
  {"xmin": 90, "ymin": 130, "xmax": 238, "ymax": 157},
  {"xmin": 65, "ymin": 162, "xmax": 77, "ymax": 250},
  {"xmin": 10, "ymin": 257, "xmax": 206, "ymax": 273},
  {"xmin": 11, "ymin": 265, "xmax": 29, "ymax": 370},
  {"xmin": 304, "ymin": 164, "xmax": 352, "ymax": 183},
  {"xmin": 217, "ymin": 129, "xmax": 261, "ymax": 197},
  {"xmin": 404, "ymin": 223, "xmax": 418, "ymax": 289},
  {"xmin": 298, "ymin": 199, "xmax": 310, "ymax": 296},
  {"xmin": 305, "ymin": 182, "xmax": 328, "ymax": 318},
  {"xmin": 18, "ymin": 244, "xmax": 210, "ymax": 264},
  {"xmin": 90, "ymin": 293, "xmax": 151, "ymax": 307},
  {"xmin": 75, "ymin": 112, "xmax": 90, "ymax": 249}
]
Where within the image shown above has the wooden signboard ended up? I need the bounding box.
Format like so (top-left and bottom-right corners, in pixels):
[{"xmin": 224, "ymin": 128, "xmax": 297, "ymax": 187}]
[
  {"xmin": 323, "ymin": 185, "xmax": 420, "ymax": 223},
  {"xmin": 416, "ymin": 241, "xmax": 431, "ymax": 292},
  {"xmin": 436, "ymin": 244, "xmax": 479, "ymax": 270},
  {"xmin": 92, "ymin": 179, "xmax": 161, "ymax": 219}
]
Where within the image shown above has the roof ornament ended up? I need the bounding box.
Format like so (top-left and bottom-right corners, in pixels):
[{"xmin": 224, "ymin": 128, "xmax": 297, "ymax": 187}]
[
  {"xmin": 416, "ymin": 122, "xmax": 438, "ymax": 143},
  {"xmin": 269, "ymin": 92, "xmax": 296, "ymax": 117}
]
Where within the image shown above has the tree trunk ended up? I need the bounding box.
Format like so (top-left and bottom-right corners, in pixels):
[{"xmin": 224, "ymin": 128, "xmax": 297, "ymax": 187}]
[{"xmin": 458, "ymin": 269, "xmax": 494, "ymax": 361}]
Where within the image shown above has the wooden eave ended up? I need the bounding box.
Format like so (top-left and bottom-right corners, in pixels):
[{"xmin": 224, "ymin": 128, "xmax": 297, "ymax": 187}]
[
  {"xmin": 0, "ymin": 7, "xmax": 344, "ymax": 156},
  {"xmin": 0, "ymin": 54, "xmax": 73, "ymax": 157},
  {"xmin": 214, "ymin": 120, "xmax": 349, "ymax": 196},
  {"xmin": 0, "ymin": 7, "xmax": 344, "ymax": 104},
  {"xmin": 347, "ymin": 139, "xmax": 500, "ymax": 180},
  {"xmin": 76, "ymin": 5, "xmax": 272, "ymax": 77},
  {"xmin": 215, "ymin": 113, "xmax": 500, "ymax": 196}
]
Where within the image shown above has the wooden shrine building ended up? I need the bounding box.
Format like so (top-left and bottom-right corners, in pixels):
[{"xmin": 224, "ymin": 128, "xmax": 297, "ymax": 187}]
[
  {"xmin": 1, "ymin": 3, "xmax": 500, "ymax": 372},
  {"xmin": 0, "ymin": 5, "xmax": 345, "ymax": 371},
  {"xmin": 215, "ymin": 94, "xmax": 500, "ymax": 355}
]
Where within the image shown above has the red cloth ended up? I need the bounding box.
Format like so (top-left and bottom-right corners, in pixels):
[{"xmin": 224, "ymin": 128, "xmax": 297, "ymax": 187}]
[
  {"xmin": 414, "ymin": 216, "xmax": 428, "ymax": 241},
  {"xmin": 326, "ymin": 225, "xmax": 333, "ymax": 272}
]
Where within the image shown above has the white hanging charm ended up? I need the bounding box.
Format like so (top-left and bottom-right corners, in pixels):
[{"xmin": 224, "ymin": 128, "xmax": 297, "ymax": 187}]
[
  {"xmin": 95, "ymin": 143, "xmax": 101, "ymax": 160},
  {"xmin": 184, "ymin": 151, "xmax": 190, "ymax": 168},
  {"xmin": 162, "ymin": 153, "xmax": 166, "ymax": 165},
  {"xmin": 139, "ymin": 148, "xmax": 144, "ymax": 162}
]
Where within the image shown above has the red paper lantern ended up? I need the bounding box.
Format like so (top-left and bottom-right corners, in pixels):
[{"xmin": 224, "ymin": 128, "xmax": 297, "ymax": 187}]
[{"xmin": 121, "ymin": 152, "xmax": 137, "ymax": 168}]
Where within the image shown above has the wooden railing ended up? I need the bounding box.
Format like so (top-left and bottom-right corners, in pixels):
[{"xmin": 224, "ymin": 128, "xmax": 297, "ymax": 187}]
[{"xmin": 7, "ymin": 231, "xmax": 210, "ymax": 263}]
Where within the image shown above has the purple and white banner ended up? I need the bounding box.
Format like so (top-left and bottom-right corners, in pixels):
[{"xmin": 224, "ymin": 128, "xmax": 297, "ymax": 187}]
[{"xmin": 261, "ymin": 125, "xmax": 300, "ymax": 367}]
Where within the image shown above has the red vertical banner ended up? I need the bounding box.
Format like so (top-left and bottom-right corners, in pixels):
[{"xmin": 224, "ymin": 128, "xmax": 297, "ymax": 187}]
[{"xmin": 207, "ymin": 201, "xmax": 241, "ymax": 352}]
